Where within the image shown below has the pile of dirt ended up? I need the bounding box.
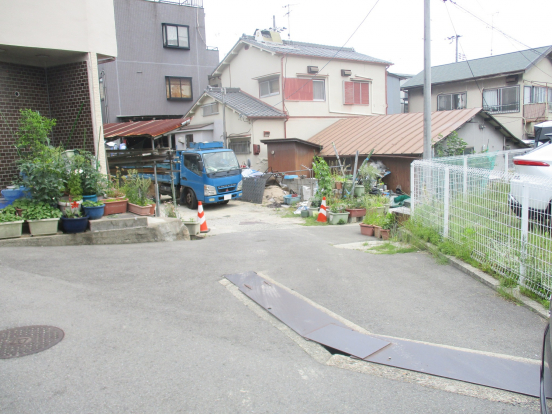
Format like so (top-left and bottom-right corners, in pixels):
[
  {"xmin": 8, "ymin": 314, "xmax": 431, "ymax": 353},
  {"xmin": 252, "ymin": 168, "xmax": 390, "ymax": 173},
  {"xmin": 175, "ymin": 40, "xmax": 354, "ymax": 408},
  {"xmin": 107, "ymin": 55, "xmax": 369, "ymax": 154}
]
[{"xmin": 263, "ymin": 185, "xmax": 287, "ymax": 205}]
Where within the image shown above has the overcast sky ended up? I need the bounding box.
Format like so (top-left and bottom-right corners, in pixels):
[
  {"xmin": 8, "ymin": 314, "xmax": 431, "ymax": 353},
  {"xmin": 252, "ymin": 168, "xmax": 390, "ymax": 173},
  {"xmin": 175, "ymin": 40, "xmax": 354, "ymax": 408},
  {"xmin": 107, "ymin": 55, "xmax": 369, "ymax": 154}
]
[{"xmin": 203, "ymin": 0, "xmax": 552, "ymax": 76}]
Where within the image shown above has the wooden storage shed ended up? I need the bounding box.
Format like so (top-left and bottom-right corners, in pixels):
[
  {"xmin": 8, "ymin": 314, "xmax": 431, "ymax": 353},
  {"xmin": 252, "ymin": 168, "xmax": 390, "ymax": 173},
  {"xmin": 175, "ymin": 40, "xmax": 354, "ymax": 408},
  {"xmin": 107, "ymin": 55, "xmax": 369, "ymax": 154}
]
[{"xmin": 261, "ymin": 138, "xmax": 322, "ymax": 178}]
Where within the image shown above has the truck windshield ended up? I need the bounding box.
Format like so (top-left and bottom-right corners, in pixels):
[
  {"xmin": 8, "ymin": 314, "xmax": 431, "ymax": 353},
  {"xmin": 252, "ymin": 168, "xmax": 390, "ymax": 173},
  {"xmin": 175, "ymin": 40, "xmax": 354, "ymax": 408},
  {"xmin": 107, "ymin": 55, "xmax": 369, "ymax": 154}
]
[{"xmin": 203, "ymin": 151, "xmax": 240, "ymax": 173}]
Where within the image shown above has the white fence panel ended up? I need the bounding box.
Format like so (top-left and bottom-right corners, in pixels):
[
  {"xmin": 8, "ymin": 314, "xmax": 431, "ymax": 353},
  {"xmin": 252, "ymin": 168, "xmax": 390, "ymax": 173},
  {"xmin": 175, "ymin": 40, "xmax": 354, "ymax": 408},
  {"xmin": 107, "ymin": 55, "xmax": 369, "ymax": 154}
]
[{"xmin": 411, "ymin": 157, "xmax": 552, "ymax": 300}]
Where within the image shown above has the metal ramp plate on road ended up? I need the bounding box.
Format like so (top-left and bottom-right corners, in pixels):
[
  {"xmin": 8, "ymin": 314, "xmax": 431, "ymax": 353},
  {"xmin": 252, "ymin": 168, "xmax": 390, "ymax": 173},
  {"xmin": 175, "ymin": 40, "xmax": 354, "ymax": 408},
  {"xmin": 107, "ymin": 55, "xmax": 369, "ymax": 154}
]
[{"xmin": 225, "ymin": 271, "xmax": 542, "ymax": 397}]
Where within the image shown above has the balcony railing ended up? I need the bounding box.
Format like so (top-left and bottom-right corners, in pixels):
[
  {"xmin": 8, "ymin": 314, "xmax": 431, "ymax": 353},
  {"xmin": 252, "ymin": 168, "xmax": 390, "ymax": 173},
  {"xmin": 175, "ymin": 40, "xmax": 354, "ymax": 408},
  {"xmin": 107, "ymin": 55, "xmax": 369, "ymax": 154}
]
[
  {"xmin": 482, "ymin": 102, "xmax": 520, "ymax": 114},
  {"xmin": 144, "ymin": 0, "xmax": 203, "ymax": 7},
  {"xmin": 523, "ymin": 103, "xmax": 548, "ymax": 121}
]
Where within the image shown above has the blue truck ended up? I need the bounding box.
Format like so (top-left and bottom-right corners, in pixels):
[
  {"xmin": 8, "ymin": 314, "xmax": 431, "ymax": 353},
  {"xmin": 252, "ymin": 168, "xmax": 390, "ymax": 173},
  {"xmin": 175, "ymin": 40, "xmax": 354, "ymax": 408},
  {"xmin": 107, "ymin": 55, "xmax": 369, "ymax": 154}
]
[{"xmin": 143, "ymin": 142, "xmax": 243, "ymax": 209}]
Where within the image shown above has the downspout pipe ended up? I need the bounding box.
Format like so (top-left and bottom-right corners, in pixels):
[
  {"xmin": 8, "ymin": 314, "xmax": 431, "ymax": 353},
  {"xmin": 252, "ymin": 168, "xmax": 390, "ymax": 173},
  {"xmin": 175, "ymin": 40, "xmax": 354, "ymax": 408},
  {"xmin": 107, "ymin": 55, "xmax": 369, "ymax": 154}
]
[{"xmin": 281, "ymin": 55, "xmax": 288, "ymax": 138}]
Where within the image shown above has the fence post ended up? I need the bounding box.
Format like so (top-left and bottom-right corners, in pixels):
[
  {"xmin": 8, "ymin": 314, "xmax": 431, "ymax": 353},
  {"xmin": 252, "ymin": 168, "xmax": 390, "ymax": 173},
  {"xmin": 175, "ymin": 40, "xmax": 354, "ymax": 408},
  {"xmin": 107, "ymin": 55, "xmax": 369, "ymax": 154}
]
[
  {"xmin": 410, "ymin": 162, "xmax": 415, "ymax": 213},
  {"xmin": 520, "ymin": 181, "xmax": 529, "ymax": 285},
  {"xmin": 463, "ymin": 157, "xmax": 468, "ymax": 200},
  {"xmin": 504, "ymin": 152, "xmax": 509, "ymax": 175},
  {"xmin": 444, "ymin": 167, "xmax": 450, "ymax": 238}
]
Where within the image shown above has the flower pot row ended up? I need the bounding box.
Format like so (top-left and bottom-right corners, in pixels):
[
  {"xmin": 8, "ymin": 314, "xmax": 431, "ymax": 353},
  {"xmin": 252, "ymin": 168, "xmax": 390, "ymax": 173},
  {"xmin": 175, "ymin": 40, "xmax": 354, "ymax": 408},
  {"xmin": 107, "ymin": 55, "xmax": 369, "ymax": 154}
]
[
  {"xmin": 0, "ymin": 216, "xmax": 90, "ymax": 239},
  {"xmin": 359, "ymin": 223, "xmax": 390, "ymax": 240}
]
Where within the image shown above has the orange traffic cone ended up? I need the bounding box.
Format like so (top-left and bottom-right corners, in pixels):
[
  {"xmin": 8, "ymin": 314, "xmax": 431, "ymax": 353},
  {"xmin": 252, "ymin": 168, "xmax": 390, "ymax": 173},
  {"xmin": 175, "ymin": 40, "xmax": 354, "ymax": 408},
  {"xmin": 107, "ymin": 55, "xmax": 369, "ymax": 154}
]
[
  {"xmin": 316, "ymin": 196, "xmax": 327, "ymax": 222},
  {"xmin": 198, "ymin": 201, "xmax": 210, "ymax": 233}
]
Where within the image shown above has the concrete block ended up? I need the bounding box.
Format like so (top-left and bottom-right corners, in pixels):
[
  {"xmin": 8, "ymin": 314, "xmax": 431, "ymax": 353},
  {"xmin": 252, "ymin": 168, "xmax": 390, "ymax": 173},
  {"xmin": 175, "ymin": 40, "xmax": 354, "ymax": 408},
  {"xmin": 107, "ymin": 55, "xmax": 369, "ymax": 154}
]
[{"xmin": 89, "ymin": 216, "xmax": 148, "ymax": 232}]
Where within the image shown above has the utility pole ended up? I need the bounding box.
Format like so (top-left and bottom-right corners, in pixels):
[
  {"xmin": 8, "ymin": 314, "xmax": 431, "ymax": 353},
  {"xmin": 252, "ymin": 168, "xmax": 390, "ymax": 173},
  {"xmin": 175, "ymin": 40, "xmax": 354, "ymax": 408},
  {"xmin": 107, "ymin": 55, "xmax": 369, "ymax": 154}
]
[
  {"xmin": 283, "ymin": 4, "xmax": 296, "ymax": 40},
  {"xmin": 222, "ymin": 87, "xmax": 227, "ymax": 148},
  {"xmin": 423, "ymin": 0, "xmax": 432, "ymax": 160},
  {"xmin": 447, "ymin": 35, "xmax": 462, "ymax": 62}
]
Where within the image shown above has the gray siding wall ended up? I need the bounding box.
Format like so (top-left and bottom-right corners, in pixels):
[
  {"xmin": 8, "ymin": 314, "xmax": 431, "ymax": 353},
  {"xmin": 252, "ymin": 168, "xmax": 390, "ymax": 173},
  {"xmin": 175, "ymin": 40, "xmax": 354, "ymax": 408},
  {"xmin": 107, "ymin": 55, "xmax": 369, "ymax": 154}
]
[
  {"xmin": 99, "ymin": 0, "xmax": 219, "ymax": 123},
  {"xmin": 386, "ymin": 74, "xmax": 401, "ymax": 114}
]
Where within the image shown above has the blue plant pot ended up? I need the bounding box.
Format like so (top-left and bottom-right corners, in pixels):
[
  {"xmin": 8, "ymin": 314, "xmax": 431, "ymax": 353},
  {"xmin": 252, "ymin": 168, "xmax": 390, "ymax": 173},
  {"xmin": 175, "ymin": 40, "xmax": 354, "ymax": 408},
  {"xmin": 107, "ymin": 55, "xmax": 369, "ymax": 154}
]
[
  {"xmin": 61, "ymin": 216, "xmax": 89, "ymax": 233},
  {"xmin": 1, "ymin": 188, "xmax": 24, "ymax": 202},
  {"xmin": 83, "ymin": 194, "xmax": 98, "ymax": 202},
  {"xmin": 83, "ymin": 205, "xmax": 105, "ymax": 220},
  {"xmin": 0, "ymin": 198, "xmax": 10, "ymax": 209}
]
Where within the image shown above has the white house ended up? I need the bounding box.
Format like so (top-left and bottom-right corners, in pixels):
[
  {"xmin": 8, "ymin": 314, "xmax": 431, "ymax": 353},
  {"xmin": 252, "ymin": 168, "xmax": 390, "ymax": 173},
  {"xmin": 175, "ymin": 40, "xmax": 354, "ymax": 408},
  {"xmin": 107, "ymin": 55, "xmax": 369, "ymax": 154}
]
[{"xmin": 185, "ymin": 31, "xmax": 392, "ymax": 171}]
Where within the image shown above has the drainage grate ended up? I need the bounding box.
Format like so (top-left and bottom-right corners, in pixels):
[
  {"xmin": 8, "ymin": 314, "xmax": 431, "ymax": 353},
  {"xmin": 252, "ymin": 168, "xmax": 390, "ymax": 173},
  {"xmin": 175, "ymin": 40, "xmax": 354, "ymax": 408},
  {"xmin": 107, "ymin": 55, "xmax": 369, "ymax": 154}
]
[{"xmin": 0, "ymin": 326, "xmax": 64, "ymax": 359}]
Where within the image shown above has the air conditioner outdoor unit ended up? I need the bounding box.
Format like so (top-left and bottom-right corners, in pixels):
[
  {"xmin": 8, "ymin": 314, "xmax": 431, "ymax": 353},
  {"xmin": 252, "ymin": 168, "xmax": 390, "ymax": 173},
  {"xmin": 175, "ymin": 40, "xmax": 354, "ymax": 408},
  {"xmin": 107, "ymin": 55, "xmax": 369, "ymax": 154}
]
[
  {"xmin": 341, "ymin": 69, "xmax": 352, "ymax": 76},
  {"xmin": 307, "ymin": 66, "xmax": 319, "ymax": 74}
]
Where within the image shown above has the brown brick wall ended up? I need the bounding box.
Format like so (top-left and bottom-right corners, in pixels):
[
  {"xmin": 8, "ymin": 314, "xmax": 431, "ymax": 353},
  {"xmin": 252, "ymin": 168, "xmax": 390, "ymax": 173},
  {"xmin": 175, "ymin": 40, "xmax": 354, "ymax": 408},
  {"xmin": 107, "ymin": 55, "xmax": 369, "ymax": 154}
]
[
  {"xmin": 46, "ymin": 62, "xmax": 94, "ymax": 153},
  {"xmin": 0, "ymin": 62, "xmax": 50, "ymax": 188},
  {"xmin": 0, "ymin": 61, "xmax": 94, "ymax": 189}
]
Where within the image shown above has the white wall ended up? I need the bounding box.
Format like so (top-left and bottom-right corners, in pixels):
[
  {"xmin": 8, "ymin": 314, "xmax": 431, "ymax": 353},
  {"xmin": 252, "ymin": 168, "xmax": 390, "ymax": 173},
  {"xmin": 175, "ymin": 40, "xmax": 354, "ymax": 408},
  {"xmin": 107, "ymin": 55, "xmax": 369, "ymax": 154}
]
[{"xmin": 0, "ymin": 0, "xmax": 117, "ymax": 57}]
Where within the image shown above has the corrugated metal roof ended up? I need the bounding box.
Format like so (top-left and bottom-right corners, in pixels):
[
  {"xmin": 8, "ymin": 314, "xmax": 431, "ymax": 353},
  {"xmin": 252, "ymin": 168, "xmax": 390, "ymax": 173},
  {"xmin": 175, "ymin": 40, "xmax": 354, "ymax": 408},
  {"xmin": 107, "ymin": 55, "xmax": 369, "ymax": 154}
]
[
  {"xmin": 309, "ymin": 108, "xmax": 484, "ymax": 156},
  {"xmin": 205, "ymin": 88, "xmax": 286, "ymax": 118},
  {"xmin": 103, "ymin": 119, "xmax": 190, "ymax": 139},
  {"xmin": 402, "ymin": 46, "xmax": 552, "ymax": 89},
  {"xmin": 240, "ymin": 35, "xmax": 392, "ymax": 65}
]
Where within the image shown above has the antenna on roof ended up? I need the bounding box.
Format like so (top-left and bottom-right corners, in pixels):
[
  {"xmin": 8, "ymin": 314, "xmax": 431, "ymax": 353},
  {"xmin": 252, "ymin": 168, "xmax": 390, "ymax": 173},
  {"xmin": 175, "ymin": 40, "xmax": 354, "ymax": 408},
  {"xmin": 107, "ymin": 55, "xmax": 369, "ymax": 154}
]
[
  {"xmin": 446, "ymin": 34, "xmax": 462, "ymax": 63},
  {"xmin": 488, "ymin": 12, "xmax": 499, "ymax": 56},
  {"xmin": 283, "ymin": 4, "xmax": 297, "ymax": 40}
]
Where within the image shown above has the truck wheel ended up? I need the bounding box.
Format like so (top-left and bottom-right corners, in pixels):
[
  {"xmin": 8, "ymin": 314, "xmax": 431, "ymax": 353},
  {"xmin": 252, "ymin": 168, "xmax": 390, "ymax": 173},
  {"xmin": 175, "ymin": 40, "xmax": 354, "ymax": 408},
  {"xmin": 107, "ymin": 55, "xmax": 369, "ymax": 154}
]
[{"xmin": 185, "ymin": 189, "xmax": 198, "ymax": 210}]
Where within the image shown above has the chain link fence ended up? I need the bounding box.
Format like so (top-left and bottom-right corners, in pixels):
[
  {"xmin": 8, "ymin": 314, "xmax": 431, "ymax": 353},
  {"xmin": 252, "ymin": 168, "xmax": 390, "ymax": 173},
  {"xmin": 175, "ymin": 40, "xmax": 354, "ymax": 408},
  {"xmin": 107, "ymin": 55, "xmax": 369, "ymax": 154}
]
[{"xmin": 411, "ymin": 151, "xmax": 552, "ymax": 299}]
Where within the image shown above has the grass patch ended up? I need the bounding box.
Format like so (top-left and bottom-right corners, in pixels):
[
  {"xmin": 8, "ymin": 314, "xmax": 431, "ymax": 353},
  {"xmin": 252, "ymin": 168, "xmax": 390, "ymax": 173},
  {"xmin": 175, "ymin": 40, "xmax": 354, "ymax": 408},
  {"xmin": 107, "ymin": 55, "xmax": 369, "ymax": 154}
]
[
  {"xmin": 520, "ymin": 286, "xmax": 551, "ymax": 309},
  {"xmin": 497, "ymin": 287, "xmax": 522, "ymax": 305},
  {"xmin": 366, "ymin": 242, "xmax": 418, "ymax": 255},
  {"xmin": 279, "ymin": 209, "xmax": 297, "ymax": 218},
  {"xmin": 302, "ymin": 216, "xmax": 328, "ymax": 226}
]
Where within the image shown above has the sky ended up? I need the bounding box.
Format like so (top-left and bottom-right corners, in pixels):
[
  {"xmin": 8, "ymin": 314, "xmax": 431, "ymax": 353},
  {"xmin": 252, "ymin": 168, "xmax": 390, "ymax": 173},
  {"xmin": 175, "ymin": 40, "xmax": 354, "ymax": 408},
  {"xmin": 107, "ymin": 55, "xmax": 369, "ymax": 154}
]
[{"xmin": 203, "ymin": 0, "xmax": 552, "ymax": 76}]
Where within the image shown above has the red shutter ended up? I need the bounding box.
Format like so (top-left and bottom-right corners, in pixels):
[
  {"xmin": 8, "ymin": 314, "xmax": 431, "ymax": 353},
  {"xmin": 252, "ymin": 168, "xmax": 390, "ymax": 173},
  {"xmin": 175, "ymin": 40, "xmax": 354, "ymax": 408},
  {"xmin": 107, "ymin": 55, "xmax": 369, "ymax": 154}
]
[
  {"xmin": 284, "ymin": 78, "xmax": 313, "ymax": 101},
  {"xmin": 360, "ymin": 82, "xmax": 369, "ymax": 105},
  {"xmin": 344, "ymin": 81, "xmax": 354, "ymax": 104},
  {"xmin": 353, "ymin": 82, "xmax": 361, "ymax": 104}
]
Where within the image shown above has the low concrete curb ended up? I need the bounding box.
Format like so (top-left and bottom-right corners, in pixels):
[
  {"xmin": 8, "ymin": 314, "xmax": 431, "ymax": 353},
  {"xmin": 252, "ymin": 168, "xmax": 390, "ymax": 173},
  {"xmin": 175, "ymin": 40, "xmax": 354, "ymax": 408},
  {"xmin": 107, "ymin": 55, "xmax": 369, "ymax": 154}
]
[
  {"xmin": 399, "ymin": 229, "xmax": 549, "ymax": 320},
  {"xmin": 0, "ymin": 217, "xmax": 189, "ymax": 247}
]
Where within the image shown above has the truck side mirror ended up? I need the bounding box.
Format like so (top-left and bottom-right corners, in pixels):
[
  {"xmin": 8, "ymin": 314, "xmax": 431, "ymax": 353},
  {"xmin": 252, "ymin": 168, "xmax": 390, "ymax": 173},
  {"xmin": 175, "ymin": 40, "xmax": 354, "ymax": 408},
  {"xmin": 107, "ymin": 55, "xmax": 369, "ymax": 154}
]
[{"xmin": 198, "ymin": 161, "xmax": 204, "ymax": 173}]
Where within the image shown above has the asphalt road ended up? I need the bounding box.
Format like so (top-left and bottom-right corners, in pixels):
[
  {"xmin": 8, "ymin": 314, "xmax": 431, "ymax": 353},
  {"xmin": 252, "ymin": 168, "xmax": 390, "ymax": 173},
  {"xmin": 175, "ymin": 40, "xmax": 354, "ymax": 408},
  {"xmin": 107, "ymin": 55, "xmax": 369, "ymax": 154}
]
[{"xmin": 0, "ymin": 210, "xmax": 547, "ymax": 413}]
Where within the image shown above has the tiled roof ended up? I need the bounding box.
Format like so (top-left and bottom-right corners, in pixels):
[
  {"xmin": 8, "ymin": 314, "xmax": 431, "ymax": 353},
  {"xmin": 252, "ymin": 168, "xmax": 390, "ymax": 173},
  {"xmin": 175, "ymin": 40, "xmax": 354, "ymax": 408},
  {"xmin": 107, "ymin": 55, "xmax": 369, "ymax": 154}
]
[
  {"xmin": 240, "ymin": 35, "xmax": 392, "ymax": 65},
  {"xmin": 103, "ymin": 119, "xmax": 189, "ymax": 139},
  {"xmin": 205, "ymin": 88, "xmax": 286, "ymax": 118},
  {"xmin": 308, "ymin": 108, "xmax": 515, "ymax": 156},
  {"xmin": 402, "ymin": 46, "xmax": 552, "ymax": 89}
]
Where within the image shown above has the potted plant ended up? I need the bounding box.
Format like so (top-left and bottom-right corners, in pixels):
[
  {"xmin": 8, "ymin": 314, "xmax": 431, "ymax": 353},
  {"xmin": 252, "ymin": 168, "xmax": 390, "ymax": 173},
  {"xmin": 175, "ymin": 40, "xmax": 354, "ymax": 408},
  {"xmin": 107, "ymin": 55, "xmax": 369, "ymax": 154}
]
[
  {"xmin": 365, "ymin": 194, "xmax": 389, "ymax": 216},
  {"xmin": 12, "ymin": 198, "xmax": 32, "ymax": 217},
  {"xmin": 59, "ymin": 170, "xmax": 83, "ymax": 214},
  {"xmin": 0, "ymin": 206, "xmax": 24, "ymax": 239},
  {"xmin": 333, "ymin": 174, "xmax": 346, "ymax": 190},
  {"xmin": 82, "ymin": 200, "xmax": 105, "ymax": 220},
  {"xmin": 327, "ymin": 203, "xmax": 350, "ymax": 225},
  {"xmin": 80, "ymin": 151, "xmax": 107, "ymax": 202},
  {"xmin": 22, "ymin": 201, "xmax": 62, "ymax": 236},
  {"xmin": 181, "ymin": 217, "xmax": 200, "ymax": 236},
  {"xmin": 360, "ymin": 209, "xmax": 383, "ymax": 237},
  {"xmin": 380, "ymin": 212, "xmax": 394, "ymax": 240},
  {"xmin": 123, "ymin": 170, "xmax": 155, "ymax": 216},
  {"xmin": 60, "ymin": 203, "xmax": 89, "ymax": 233},
  {"xmin": 345, "ymin": 197, "xmax": 367, "ymax": 220}
]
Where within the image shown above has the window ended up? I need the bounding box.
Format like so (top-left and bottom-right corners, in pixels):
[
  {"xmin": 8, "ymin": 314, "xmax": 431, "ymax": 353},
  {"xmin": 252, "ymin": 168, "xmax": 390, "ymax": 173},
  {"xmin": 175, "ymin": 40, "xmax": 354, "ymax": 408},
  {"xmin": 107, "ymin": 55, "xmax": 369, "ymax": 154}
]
[
  {"xmin": 202, "ymin": 102, "xmax": 219, "ymax": 116},
  {"xmin": 259, "ymin": 78, "xmax": 279, "ymax": 97},
  {"xmin": 284, "ymin": 78, "xmax": 326, "ymax": 101},
  {"xmin": 165, "ymin": 77, "xmax": 192, "ymax": 100},
  {"xmin": 437, "ymin": 92, "xmax": 466, "ymax": 111},
  {"xmin": 185, "ymin": 134, "xmax": 193, "ymax": 147},
  {"xmin": 313, "ymin": 79, "xmax": 325, "ymax": 101},
  {"xmin": 228, "ymin": 138, "xmax": 251, "ymax": 154},
  {"xmin": 183, "ymin": 153, "xmax": 202, "ymax": 176},
  {"xmin": 524, "ymin": 86, "xmax": 547, "ymax": 104},
  {"xmin": 482, "ymin": 86, "xmax": 519, "ymax": 113},
  {"xmin": 343, "ymin": 81, "xmax": 369, "ymax": 105},
  {"xmin": 162, "ymin": 24, "xmax": 189, "ymax": 49}
]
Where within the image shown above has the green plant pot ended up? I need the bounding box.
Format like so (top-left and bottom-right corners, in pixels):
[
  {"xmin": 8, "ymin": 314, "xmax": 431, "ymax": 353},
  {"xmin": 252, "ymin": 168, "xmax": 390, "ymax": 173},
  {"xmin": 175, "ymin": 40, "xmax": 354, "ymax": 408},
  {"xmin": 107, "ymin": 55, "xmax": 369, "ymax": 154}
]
[
  {"xmin": 300, "ymin": 209, "xmax": 309, "ymax": 218},
  {"xmin": 0, "ymin": 220, "xmax": 24, "ymax": 239},
  {"xmin": 27, "ymin": 218, "xmax": 60, "ymax": 236},
  {"xmin": 308, "ymin": 207, "xmax": 319, "ymax": 217},
  {"xmin": 182, "ymin": 220, "xmax": 200, "ymax": 236},
  {"xmin": 327, "ymin": 211, "xmax": 349, "ymax": 225},
  {"xmin": 354, "ymin": 186, "xmax": 365, "ymax": 197}
]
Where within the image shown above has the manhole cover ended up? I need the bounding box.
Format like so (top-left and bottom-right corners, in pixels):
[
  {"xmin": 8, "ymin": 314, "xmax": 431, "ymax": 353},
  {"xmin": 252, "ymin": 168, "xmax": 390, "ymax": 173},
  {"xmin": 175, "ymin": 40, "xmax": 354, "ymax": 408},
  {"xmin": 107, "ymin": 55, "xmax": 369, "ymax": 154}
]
[{"xmin": 0, "ymin": 326, "xmax": 64, "ymax": 359}]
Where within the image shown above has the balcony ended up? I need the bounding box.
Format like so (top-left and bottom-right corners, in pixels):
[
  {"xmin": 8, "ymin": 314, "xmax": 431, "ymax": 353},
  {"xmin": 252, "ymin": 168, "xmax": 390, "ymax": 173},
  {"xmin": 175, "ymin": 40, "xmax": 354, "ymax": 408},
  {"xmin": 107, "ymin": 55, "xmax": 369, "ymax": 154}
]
[
  {"xmin": 524, "ymin": 103, "xmax": 548, "ymax": 121},
  {"xmin": 482, "ymin": 102, "xmax": 520, "ymax": 114},
  {"xmin": 144, "ymin": 0, "xmax": 203, "ymax": 7}
]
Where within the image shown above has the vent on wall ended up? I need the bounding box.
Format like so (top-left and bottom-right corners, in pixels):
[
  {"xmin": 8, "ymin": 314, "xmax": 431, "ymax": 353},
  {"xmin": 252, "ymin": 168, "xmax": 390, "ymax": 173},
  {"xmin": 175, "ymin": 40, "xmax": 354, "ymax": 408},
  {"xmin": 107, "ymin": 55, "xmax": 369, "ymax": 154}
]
[
  {"xmin": 506, "ymin": 75, "xmax": 518, "ymax": 84},
  {"xmin": 341, "ymin": 69, "xmax": 352, "ymax": 77},
  {"xmin": 307, "ymin": 66, "xmax": 319, "ymax": 74}
]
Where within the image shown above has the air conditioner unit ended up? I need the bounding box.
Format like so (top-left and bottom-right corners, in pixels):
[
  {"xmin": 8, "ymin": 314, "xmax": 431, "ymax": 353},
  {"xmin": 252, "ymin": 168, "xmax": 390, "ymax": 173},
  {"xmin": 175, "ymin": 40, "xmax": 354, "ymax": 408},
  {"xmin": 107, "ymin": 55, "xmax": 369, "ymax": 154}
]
[
  {"xmin": 307, "ymin": 66, "xmax": 319, "ymax": 74},
  {"xmin": 341, "ymin": 69, "xmax": 352, "ymax": 77}
]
